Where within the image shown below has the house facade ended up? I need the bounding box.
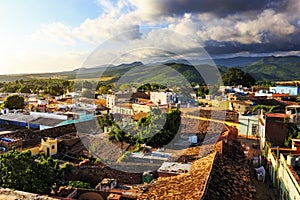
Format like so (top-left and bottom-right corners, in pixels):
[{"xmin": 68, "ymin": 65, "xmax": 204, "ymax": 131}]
[
  {"xmin": 265, "ymin": 141, "xmax": 300, "ymax": 200},
  {"xmin": 270, "ymin": 86, "xmax": 300, "ymax": 96},
  {"xmin": 238, "ymin": 114, "xmax": 259, "ymax": 137},
  {"xmin": 258, "ymin": 112, "xmax": 291, "ymax": 149},
  {"xmin": 150, "ymin": 92, "xmax": 178, "ymax": 105}
]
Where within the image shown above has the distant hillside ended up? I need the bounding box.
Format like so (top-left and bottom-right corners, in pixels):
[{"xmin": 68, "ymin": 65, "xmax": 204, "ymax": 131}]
[
  {"xmin": 0, "ymin": 72, "xmax": 72, "ymax": 82},
  {"xmin": 0, "ymin": 55, "xmax": 299, "ymax": 83},
  {"xmin": 250, "ymin": 55, "xmax": 300, "ymax": 66},
  {"xmin": 242, "ymin": 56, "xmax": 300, "ymax": 81},
  {"xmin": 212, "ymin": 56, "xmax": 263, "ymax": 67}
]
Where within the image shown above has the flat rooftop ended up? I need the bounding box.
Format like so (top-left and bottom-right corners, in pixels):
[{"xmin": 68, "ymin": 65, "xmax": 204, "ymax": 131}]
[
  {"xmin": 0, "ymin": 113, "xmax": 38, "ymax": 123},
  {"xmin": 158, "ymin": 162, "xmax": 192, "ymax": 174},
  {"xmin": 0, "ymin": 113, "xmax": 65, "ymax": 127}
]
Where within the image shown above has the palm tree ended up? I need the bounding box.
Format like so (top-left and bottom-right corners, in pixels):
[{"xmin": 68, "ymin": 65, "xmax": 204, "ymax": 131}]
[{"xmin": 109, "ymin": 123, "xmax": 126, "ymax": 151}]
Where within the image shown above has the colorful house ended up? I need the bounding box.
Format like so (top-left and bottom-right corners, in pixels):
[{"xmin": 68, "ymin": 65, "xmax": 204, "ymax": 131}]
[
  {"xmin": 270, "ymin": 86, "xmax": 300, "ymax": 96},
  {"xmin": 28, "ymin": 137, "xmax": 57, "ymax": 157},
  {"xmin": 265, "ymin": 140, "xmax": 300, "ymax": 200}
]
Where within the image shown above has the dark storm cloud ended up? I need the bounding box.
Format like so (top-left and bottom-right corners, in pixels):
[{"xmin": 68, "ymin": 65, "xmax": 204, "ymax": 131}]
[
  {"xmin": 204, "ymin": 33, "xmax": 300, "ymax": 55},
  {"xmin": 157, "ymin": 0, "xmax": 284, "ymax": 17}
]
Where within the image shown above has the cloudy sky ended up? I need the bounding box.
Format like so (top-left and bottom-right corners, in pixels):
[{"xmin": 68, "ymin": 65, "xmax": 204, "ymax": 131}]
[{"xmin": 1, "ymin": 0, "xmax": 300, "ymax": 74}]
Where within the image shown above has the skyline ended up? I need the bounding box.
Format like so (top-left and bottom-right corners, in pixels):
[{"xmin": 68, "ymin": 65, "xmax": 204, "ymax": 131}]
[{"xmin": 1, "ymin": 0, "xmax": 300, "ymax": 75}]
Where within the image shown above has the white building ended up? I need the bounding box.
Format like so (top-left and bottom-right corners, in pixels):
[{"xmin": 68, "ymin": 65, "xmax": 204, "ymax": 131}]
[
  {"xmin": 150, "ymin": 92, "xmax": 178, "ymax": 105},
  {"xmin": 255, "ymin": 89, "xmax": 273, "ymax": 97},
  {"xmin": 106, "ymin": 94, "xmax": 116, "ymax": 109}
]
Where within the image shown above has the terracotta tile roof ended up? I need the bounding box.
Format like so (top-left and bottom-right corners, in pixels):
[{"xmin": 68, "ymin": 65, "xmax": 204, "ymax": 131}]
[
  {"xmin": 204, "ymin": 140, "xmax": 254, "ymax": 199},
  {"xmin": 139, "ymin": 151, "xmax": 216, "ymax": 199},
  {"xmin": 266, "ymin": 113, "xmax": 290, "ymax": 118},
  {"xmin": 272, "ymin": 93, "xmax": 291, "ymax": 97},
  {"xmin": 278, "ymin": 100, "xmax": 298, "ymax": 106}
]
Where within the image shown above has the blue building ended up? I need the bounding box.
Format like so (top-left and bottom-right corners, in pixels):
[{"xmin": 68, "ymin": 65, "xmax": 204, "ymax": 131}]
[{"xmin": 270, "ymin": 86, "xmax": 300, "ymax": 96}]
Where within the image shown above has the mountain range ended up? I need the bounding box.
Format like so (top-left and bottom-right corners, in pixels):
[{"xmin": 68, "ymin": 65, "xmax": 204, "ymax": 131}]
[
  {"xmin": 68, "ymin": 55, "xmax": 300, "ymax": 82},
  {"xmin": 0, "ymin": 55, "xmax": 299, "ymax": 83}
]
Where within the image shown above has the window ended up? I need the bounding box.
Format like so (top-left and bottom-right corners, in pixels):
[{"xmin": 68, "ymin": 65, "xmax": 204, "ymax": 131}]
[
  {"xmin": 52, "ymin": 145, "xmax": 55, "ymax": 149},
  {"xmin": 252, "ymin": 124, "xmax": 258, "ymax": 135}
]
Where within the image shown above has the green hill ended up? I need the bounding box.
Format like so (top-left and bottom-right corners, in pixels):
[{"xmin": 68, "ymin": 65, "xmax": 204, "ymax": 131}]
[
  {"xmin": 241, "ymin": 56, "xmax": 300, "ymax": 81},
  {"xmin": 0, "ymin": 55, "xmax": 299, "ymax": 83}
]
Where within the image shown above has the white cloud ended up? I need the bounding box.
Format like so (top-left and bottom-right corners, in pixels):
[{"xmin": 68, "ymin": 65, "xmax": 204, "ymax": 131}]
[
  {"xmin": 97, "ymin": 0, "xmax": 116, "ymax": 13},
  {"xmin": 128, "ymin": 0, "xmax": 166, "ymax": 21},
  {"xmin": 32, "ymin": 1, "xmax": 142, "ymax": 45},
  {"xmin": 29, "ymin": 0, "xmax": 300, "ymax": 70},
  {"xmin": 32, "ymin": 22, "xmax": 75, "ymax": 45},
  {"xmin": 235, "ymin": 9, "xmax": 296, "ymax": 43}
]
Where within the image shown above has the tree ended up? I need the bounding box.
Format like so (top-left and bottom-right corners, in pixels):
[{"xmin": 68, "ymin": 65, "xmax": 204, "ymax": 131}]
[
  {"xmin": 17, "ymin": 86, "xmax": 31, "ymax": 93},
  {"xmin": 46, "ymin": 84, "xmax": 64, "ymax": 96},
  {"xmin": 0, "ymin": 79, "xmax": 74, "ymax": 96},
  {"xmin": 256, "ymin": 81, "xmax": 276, "ymax": 87},
  {"xmin": 108, "ymin": 123, "xmax": 126, "ymax": 151},
  {"xmin": 137, "ymin": 83, "xmax": 166, "ymax": 92},
  {"xmin": 222, "ymin": 68, "xmax": 255, "ymax": 87},
  {"xmin": 134, "ymin": 108, "xmax": 181, "ymax": 147},
  {"xmin": 63, "ymin": 80, "xmax": 73, "ymax": 93},
  {"xmin": 98, "ymin": 114, "xmax": 114, "ymax": 131},
  {"xmin": 1, "ymin": 95, "xmax": 24, "ymax": 110},
  {"xmin": 98, "ymin": 85, "xmax": 111, "ymax": 94},
  {"xmin": 0, "ymin": 150, "xmax": 60, "ymax": 194},
  {"xmin": 197, "ymin": 86, "xmax": 209, "ymax": 98},
  {"xmin": 284, "ymin": 124, "xmax": 300, "ymax": 147},
  {"xmin": 83, "ymin": 81, "xmax": 93, "ymax": 90},
  {"xmin": 1, "ymin": 82, "xmax": 19, "ymax": 93},
  {"xmin": 81, "ymin": 89, "xmax": 95, "ymax": 98}
]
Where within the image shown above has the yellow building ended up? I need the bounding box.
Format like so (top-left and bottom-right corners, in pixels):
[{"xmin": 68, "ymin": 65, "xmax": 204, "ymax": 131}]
[
  {"xmin": 27, "ymin": 137, "xmax": 58, "ymax": 157},
  {"xmin": 40, "ymin": 138, "xmax": 57, "ymax": 156}
]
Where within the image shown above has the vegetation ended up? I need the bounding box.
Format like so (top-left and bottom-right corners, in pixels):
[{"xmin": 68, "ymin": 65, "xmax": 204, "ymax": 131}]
[
  {"xmin": 0, "ymin": 56, "xmax": 299, "ymax": 84},
  {"xmin": 96, "ymin": 82, "xmax": 113, "ymax": 94},
  {"xmin": 0, "ymin": 79, "xmax": 73, "ymax": 96},
  {"xmin": 0, "ymin": 150, "xmax": 60, "ymax": 194},
  {"xmin": 255, "ymin": 81, "xmax": 276, "ymax": 87},
  {"xmin": 222, "ymin": 68, "xmax": 256, "ymax": 87},
  {"xmin": 284, "ymin": 124, "xmax": 300, "ymax": 147},
  {"xmin": 81, "ymin": 89, "xmax": 95, "ymax": 98},
  {"xmin": 137, "ymin": 83, "xmax": 167, "ymax": 92},
  {"xmin": 108, "ymin": 123, "xmax": 127, "ymax": 150},
  {"xmin": 97, "ymin": 114, "xmax": 114, "ymax": 131},
  {"xmin": 103, "ymin": 108, "xmax": 181, "ymax": 149},
  {"xmin": 196, "ymin": 85, "xmax": 209, "ymax": 98},
  {"xmin": 242, "ymin": 56, "xmax": 300, "ymax": 81},
  {"xmin": 252, "ymin": 105, "xmax": 279, "ymax": 113},
  {"xmin": 68, "ymin": 181, "xmax": 91, "ymax": 189},
  {"xmin": 1, "ymin": 95, "xmax": 24, "ymax": 110}
]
